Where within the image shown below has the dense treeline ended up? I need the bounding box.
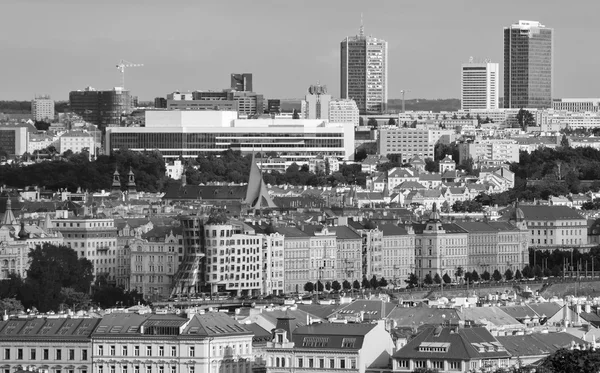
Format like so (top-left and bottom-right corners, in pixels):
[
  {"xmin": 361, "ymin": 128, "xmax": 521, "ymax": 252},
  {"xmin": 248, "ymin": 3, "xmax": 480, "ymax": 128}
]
[
  {"xmin": 187, "ymin": 150, "xmax": 368, "ymax": 187},
  {"xmin": 0, "ymin": 101, "xmax": 69, "ymax": 115},
  {"xmin": 0, "ymin": 149, "xmax": 167, "ymax": 192},
  {"xmin": 0, "ymin": 244, "xmax": 145, "ymax": 313}
]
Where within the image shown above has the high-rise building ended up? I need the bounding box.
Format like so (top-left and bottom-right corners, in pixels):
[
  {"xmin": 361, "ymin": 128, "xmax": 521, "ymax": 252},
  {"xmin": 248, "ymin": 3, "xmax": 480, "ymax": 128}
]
[
  {"xmin": 504, "ymin": 20, "xmax": 553, "ymax": 109},
  {"xmin": 341, "ymin": 22, "xmax": 388, "ymax": 114},
  {"xmin": 0, "ymin": 126, "xmax": 28, "ymax": 156},
  {"xmin": 461, "ymin": 59, "xmax": 499, "ymax": 110},
  {"xmin": 231, "ymin": 73, "xmax": 253, "ymax": 92},
  {"xmin": 69, "ymin": 86, "xmax": 133, "ymax": 128},
  {"xmin": 31, "ymin": 95, "xmax": 54, "ymax": 121}
]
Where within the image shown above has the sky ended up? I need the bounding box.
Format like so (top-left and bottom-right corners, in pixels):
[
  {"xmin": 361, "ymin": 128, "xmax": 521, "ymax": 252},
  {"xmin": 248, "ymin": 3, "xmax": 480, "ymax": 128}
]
[{"xmin": 2, "ymin": 0, "xmax": 600, "ymax": 101}]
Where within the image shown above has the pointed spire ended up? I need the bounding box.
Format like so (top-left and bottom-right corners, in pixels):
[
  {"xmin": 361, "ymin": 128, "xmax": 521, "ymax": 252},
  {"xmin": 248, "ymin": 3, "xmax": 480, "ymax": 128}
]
[
  {"xmin": 359, "ymin": 13, "xmax": 365, "ymax": 37},
  {"xmin": 1, "ymin": 198, "xmax": 17, "ymax": 227}
]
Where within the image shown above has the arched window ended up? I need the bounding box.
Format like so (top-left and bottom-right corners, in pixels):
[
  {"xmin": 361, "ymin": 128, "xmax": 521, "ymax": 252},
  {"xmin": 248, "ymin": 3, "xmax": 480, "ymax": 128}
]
[{"xmin": 275, "ymin": 358, "xmax": 280, "ymax": 367}]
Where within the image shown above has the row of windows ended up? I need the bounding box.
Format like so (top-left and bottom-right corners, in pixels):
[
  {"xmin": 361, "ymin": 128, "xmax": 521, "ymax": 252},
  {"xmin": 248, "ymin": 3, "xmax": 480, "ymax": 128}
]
[{"xmin": 3, "ymin": 348, "xmax": 87, "ymax": 361}]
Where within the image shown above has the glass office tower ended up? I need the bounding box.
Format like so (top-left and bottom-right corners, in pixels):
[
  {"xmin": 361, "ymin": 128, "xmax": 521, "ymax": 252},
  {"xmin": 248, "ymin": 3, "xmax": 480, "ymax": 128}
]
[{"xmin": 504, "ymin": 20, "xmax": 553, "ymax": 109}]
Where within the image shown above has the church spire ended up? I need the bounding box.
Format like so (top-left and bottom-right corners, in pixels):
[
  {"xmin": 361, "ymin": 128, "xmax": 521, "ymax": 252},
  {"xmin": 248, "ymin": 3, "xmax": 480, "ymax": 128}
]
[
  {"xmin": 111, "ymin": 166, "xmax": 121, "ymax": 192},
  {"xmin": 1, "ymin": 198, "xmax": 17, "ymax": 227}
]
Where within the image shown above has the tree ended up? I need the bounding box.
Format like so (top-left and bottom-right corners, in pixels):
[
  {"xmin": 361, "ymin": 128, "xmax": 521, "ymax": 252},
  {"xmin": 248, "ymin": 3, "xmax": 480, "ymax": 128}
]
[
  {"xmin": 362, "ymin": 276, "xmax": 371, "ymax": 289},
  {"xmin": 342, "ymin": 280, "xmax": 351, "ymax": 291},
  {"xmin": 541, "ymin": 348, "xmax": 600, "ymax": 373},
  {"xmin": 34, "ymin": 120, "xmax": 51, "ymax": 131},
  {"xmin": 325, "ymin": 281, "xmax": 331, "ymax": 291},
  {"xmin": 481, "ymin": 270, "xmax": 491, "ymax": 282},
  {"xmin": 388, "ymin": 118, "xmax": 396, "ymax": 126},
  {"xmin": 304, "ymin": 282, "xmax": 314, "ymax": 292},
  {"xmin": 471, "ymin": 270, "xmax": 480, "ymax": 282},
  {"xmin": 378, "ymin": 277, "xmax": 388, "ymax": 288},
  {"xmin": 292, "ymin": 109, "xmax": 300, "ymax": 119},
  {"xmin": 0, "ymin": 298, "xmax": 24, "ymax": 315},
  {"xmin": 358, "ymin": 117, "xmax": 364, "ymax": 126},
  {"xmin": 316, "ymin": 281, "xmax": 324, "ymax": 292},
  {"xmin": 442, "ymin": 273, "xmax": 452, "ymax": 284},
  {"xmin": 516, "ymin": 108, "xmax": 535, "ymax": 129},
  {"xmin": 551, "ymin": 265, "xmax": 562, "ymax": 277},
  {"xmin": 370, "ymin": 275, "xmax": 378, "ymax": 289},
  {"xmin": 424, "ymin": 273, "xmax": 434, "ymax": 285},
  {"xmin": 433, "ymin": 273, "xmax": 442, "ymax": 284},
  {"xmin": 464, "ymin": 272, "xmax": 472, "ymax": 284},
  {"xmin": 405, "ymin": 273, "xmax": 419, "ymax": 289},
  {"xmin": 92, "ymin": 287, "xmax": 145, "ymax": 309},
  {"xmin": 515, "ymin": 269, "xmax": 522, "ymax": 280},
  {"xmin": 561, "ymin": 134, "xmax": 570, "ymax": 148},
  {"xmin": 522, "ymin": 265, "xmax": 532, "ymax": 279},
  {"xmin": 367, "ymin": 118, "xmax": 378, "ymax": 128},
  {"xmin": 455, "ymin": 267, "xmax": 464, "ymax": 282},
  {"xmin": 533, "ymin": 265, "xmax": 543, "ymax": 278},
  {"xmin": 441, "ymin": 200, "xmax": 451, "ymax": 213},
  {"xmin": 60, "ymin": 287, "xmax": 91, "ymax": 311},
  {"xmin": 492, "ymin": 269, "xmax": 503, "ymax": 282},
  {"xmin": 26, "ymin": 243, "xmax": 94, "ymax": 312},
  {"xmin": 505, "ymin": 268, "xmax": 514, "ymax": 281},
  {"xmin": 331, "ymin": 280, "xmax": 341, "ymax": 292},
  {"xmin": 353, "ymin": 280, "xmax": 361, "ymax": 290}
]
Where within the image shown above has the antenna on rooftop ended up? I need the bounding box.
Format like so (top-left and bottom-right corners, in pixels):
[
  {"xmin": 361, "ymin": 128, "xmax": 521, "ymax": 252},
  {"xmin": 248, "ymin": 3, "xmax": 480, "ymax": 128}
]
[{"xmin": 359, "ymin": 13, "xmax": 365, "ymax": 37}]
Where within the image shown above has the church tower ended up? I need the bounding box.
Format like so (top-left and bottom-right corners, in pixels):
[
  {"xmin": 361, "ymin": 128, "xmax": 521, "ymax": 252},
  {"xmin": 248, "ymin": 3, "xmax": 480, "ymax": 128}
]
[
  {"xmin": 127, "ymin": 167, "xmax": 138, "ymax": 198},
  {"xmin": 416, "ymin": 203, "xmax": 447, "ymax": 282},
  {"xmin": 111, "ymin": 167, "xmax": 121, "ymax": 192}
]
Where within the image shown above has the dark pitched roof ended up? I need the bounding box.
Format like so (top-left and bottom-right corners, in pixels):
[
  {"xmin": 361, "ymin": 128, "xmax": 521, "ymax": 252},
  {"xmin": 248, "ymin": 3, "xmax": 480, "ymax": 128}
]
[
  {"xmin": 378, "ymin": 223, "xmax": 409, "ymax": 236},
  {"xmin": 274, "ymin": 226, "xmax": 309, "ymax": 238},
  {"xmin": 393, "ymin": 326, "xmax": 510, "ymax": 360},
  {"xmin": 501, "ymin": 205, "xmax": 584, "ymax": 221},
  {"xmin": 496, "ymin": 332, "xmax": 586, "ymax": 357},
  {"xmin": 388, "ymin": 307, "xmax": 460, "ymax": 327},
  {"xmin": 292, "ymin": 323, "xmax": 376, "ymax": 350},
  {"xmin": 0, "ymin": 317, "xmax": 100, "ymax": 340},
  {"xmin": 163, "ymin": 184, "xmax": 247, "ymax": 201},
  {"xmin": 333, "ymin": 300, "xmax": 396, "ymax": 319}
]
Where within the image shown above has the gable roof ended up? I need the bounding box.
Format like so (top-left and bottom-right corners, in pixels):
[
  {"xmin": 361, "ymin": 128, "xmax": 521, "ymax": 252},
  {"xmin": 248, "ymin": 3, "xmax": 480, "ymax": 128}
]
[
  {"xmin": 388, "ymin": 307, "xmax": 460, "ymax": 327},
  {"xmin": 496, "ymin": 332, "xmax": 586, "ymax": 357},
  {"xmin": 292, "ymin": 323, "xmax": 376, "ymax": 350},
  {"xmin": 501, "ymin": 205, "xmax": 584, "ymax": 221},
  {"xmin": 332, "ymin": 299, "xmax": 397, "ymax": 319},
  {"xmin": 0, "ymin": 317, "xmax": 100, "ymax": 340}
]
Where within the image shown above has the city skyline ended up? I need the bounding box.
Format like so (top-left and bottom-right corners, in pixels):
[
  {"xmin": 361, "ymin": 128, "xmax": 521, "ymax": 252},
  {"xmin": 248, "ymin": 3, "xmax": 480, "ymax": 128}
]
[{"xmin": 2, "ymin": 0, "xmax": 600, "ymax": 101}]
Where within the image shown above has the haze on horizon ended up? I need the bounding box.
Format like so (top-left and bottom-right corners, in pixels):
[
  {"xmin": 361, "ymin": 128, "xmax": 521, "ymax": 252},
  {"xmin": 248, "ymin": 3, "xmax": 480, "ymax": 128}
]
[{"xmin": 1, "ymin": 0, "xmax": 599, "ymax": 102}]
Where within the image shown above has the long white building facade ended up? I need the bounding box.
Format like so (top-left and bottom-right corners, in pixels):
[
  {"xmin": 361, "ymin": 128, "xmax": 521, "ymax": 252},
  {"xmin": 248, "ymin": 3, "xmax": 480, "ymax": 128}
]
[{"xmin": 105, "ymin": 111, "xmax": 355, "ymax": 165}]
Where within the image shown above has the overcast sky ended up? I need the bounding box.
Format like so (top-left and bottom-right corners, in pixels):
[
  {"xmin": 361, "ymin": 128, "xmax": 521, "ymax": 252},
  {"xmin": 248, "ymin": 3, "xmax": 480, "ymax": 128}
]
[{"xmin": 2, "ymin": 0, "xmax": 599, "ymax": 101}]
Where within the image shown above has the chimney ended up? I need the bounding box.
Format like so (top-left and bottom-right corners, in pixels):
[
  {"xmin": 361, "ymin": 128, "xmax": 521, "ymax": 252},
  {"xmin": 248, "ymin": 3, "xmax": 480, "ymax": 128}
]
[{"xmin": 585, "ymin": 304, "xmax": 591, "ymax": 314}]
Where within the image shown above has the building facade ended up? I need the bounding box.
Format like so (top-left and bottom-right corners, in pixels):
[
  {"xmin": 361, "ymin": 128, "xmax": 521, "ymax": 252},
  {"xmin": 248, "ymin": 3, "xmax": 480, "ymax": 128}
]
[
  {"xmin": 461, "ymin": 60, "xmax": 499, "ymax": 110},
  {"xmin": 276, "ymin": 227, "xmax": 310, "ymax": 294},
  {"xmin": 59, "ymin": 131, "xmax": 96, "ymax": 158},
  {"xmin": 329, "ymin": 99, "xmax": 360, "ymax": 128},
  {"xmin": 552, "ymin": 98, "xmax": 600, "ymax": 112},
  {"xmin": 378, "ymin": 128, "xmax": 434, "ymax": 160},
  {"xmin": 231, "ymin": 73, "xmax": 253, "ymax": 92},
  {"xmin": 0, "ymin": 126, "xmax": 29, "ymax": 157},
  {"xmin": 341, "ymin": 24, "xmax": 388, "ymax": 114},
  {"xmin": 106, "ymin": 111, "xmax": 355, "ymax": 165},
  {"xmin": 32, "ymin": 96, "xmax": 55, "ymax": 121},
  {"xmin": 69, "ymin": 87, "xmax": 133, "ymax": 128},
  {"xmin": 504, "ymin": 20, "xmax": 553, "ymax": 109}
]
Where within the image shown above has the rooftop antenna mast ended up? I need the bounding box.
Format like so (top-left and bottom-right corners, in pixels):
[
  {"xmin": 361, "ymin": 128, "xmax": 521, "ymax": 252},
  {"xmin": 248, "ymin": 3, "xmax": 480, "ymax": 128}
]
[{"xmin": 359, "ymin": 13, "xmax": 365, "ymax": 37}]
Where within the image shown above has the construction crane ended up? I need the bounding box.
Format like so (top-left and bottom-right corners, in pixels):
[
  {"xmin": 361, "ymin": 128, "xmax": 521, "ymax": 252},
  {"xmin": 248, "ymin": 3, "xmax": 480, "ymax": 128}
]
[
  {"xmin": 400, "ymin": 89, "xmax": 411, "ymax": 113},
  {"xmin": 116, "ymin": 59, "xmax": 143, "ymax": 90}
]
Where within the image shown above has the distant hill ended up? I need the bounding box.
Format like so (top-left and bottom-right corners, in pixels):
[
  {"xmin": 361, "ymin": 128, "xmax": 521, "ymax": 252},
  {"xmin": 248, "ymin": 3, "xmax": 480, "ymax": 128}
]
[{"xmin": 388, "ymin": 98, "xmax": 460, "ymax": 112}]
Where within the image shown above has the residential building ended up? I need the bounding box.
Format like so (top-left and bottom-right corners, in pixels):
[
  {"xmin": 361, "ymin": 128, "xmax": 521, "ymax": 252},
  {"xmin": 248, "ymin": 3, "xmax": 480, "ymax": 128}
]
[
  {"xmin": 502, "ymin": 205, "xmax": 587, "ymax": 248},
  {"xmin": 231, "ymin": 73, "xmax": 253, "ymax": 92},
  {"xmin": 276, "ymin": 226, "xmax": 310, "ymax": 294},
  {"xmin": 330, "ymin": 225, "xmax": 362, "ymax": 284},
  {"xmin": 51, "ymin": 215, "xmax": 118, "ymax": 284},
  {"xmin": 413, "ymin": 204, "xmax": 469, "ymax": 283},
  {"xmin": 166, "ymin": 159, "xmax": 185, "ymax": 180},
  {"xmin": 32, "ymin": 96, "xmax": 55, "ymax": 121},
  {"xmin": 552, "ymin": 98, "xmax": 600, "ymax": 112},
  {"xmin": 266, "ymin": 99, "xmax": 281, "ymax": 114},
  {"xmin": 504, "ymin": 20, "xmax": 553, "ymax": 109},
  {"xmin": 252, "ymin": 226, "xmax": 285, "ymax": 296},
  {"xmin": 455, "ymin": 221, "xmax": 528, "ymax": 276},
  {"xmin": 0, "ymin": 316, "xmax": 99, "ymax": 373},
  {"xmin": 458, "ymin": 139, "xmax": 519, "ymax": 164},
  {"xmin": 128, "ymin": 226, "xmax": 184, "ymax": 301},
  {"xmin": 496, "ymin": 332, "xmax": 587, "ymax": 367},
  {"xmin": 461, "ymin": 59, "xmax": 499, "ymax": 110},
  {"xmin": 106, "ymin": 111, "xmax": 355, "ymax": 164},
  {"xmin": 351, "ymin": 222, "xmax": 383, "ymax": 279},
  {"xmin": 308, "ymin": 156, "xmax": 339, "ymax": 175},
  {"xmin": 191, "ymin": 90, "xmax": 263, "ymax": 118},
  {"xmin": 341, "ymin": 23, "xmax": 388, "ymax": 114},
  {"xmin": 393, "ymin": 325, "xmax": 511, "ymax": 372},
  {"xmin": 379, "ymin": 224, "xmax": 415, "ymax": 286},
  {"xmin": 378, "ymin": 128, "xmax": 434, "ymax": 160},
  {"xmin": 301, "ymin": 226, "xmax": 338, "ymax": 287},
  {"xmin": 59, "ymin": 131, "xmax": 96, "ymax": 158},
  {"xmin": 0, "ymin": 126, "xmax": 29, "ymax": 156},
  {"xmin": 92, "ymin": 312, "xmax": 253, "ymax": 373},
  {"xmin": 154, "ymin": 97, "xmax": 167, "ymax": 108},
  {"xmin": 329, "ymin": 99, "xmax": 360, "ymax": 128},
  {"xmin": 258, "ymin": 317, "xmax": 393, "ymax": 373},
  {"xmin": 69, "ymin": 86, "xmax": 133, "ymax": 128}
]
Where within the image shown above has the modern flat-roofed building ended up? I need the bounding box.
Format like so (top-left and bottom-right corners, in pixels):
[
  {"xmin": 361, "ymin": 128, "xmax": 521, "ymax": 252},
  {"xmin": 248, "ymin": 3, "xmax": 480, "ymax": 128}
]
[
  {"xmin": 552, "ymin": 98, "xmax": 600, "ymax": 112},
  {"xmin": 504, "ymin": 20, "xmax": 553, "ymax": 109},
  {"xmin": 69, "ymin": 86, "xmax": 133, "ymax": 128},
  {"xmin": 378, "ymin": 128, "xmax": 434, "ymax": 161},
  {"xmin": 461, "ymin": 59, "xmax": 499, "ymax": 110},
  {"xmin": 231, "ymin": 73, "xmax": 253, "ymax": 92},
  {"xmin": 329, "ymin": 99, "xmax": 360, "ymax": 128},
  {"xmin": 105, "ymin": 111, "xmax": 355, "ymax": 165},
  {"xmin": 0, "ymin": 126, "xmax": 29, "ymax": 156},
  {"xmin": 458, "ymin": 139, "xmax": 519, "ymax": 164},
  {"xmin": 32, "ymin": 95, "xmax": 55, "ymax": 121}
]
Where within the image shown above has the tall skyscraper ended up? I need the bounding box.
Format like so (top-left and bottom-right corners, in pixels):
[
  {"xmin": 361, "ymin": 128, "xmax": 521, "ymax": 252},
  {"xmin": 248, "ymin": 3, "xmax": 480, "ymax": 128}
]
[
  {"xmin": 341, "ymin": 21, "xmax": 388, "ymax": 114},
  {"xmin": 504, "ymin": 20, "xmax": 553, "ymax": 109},
  {"xmin": 230, "ymin": 73, "xmax": 253, "ymax": 92},
  {"xmin": 301, "ymin": 83, "xmax": 331, "ymax": 120},
  {"xmin": 461, "ymin": 58, "xmax": 499, "ymax": 110}
]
